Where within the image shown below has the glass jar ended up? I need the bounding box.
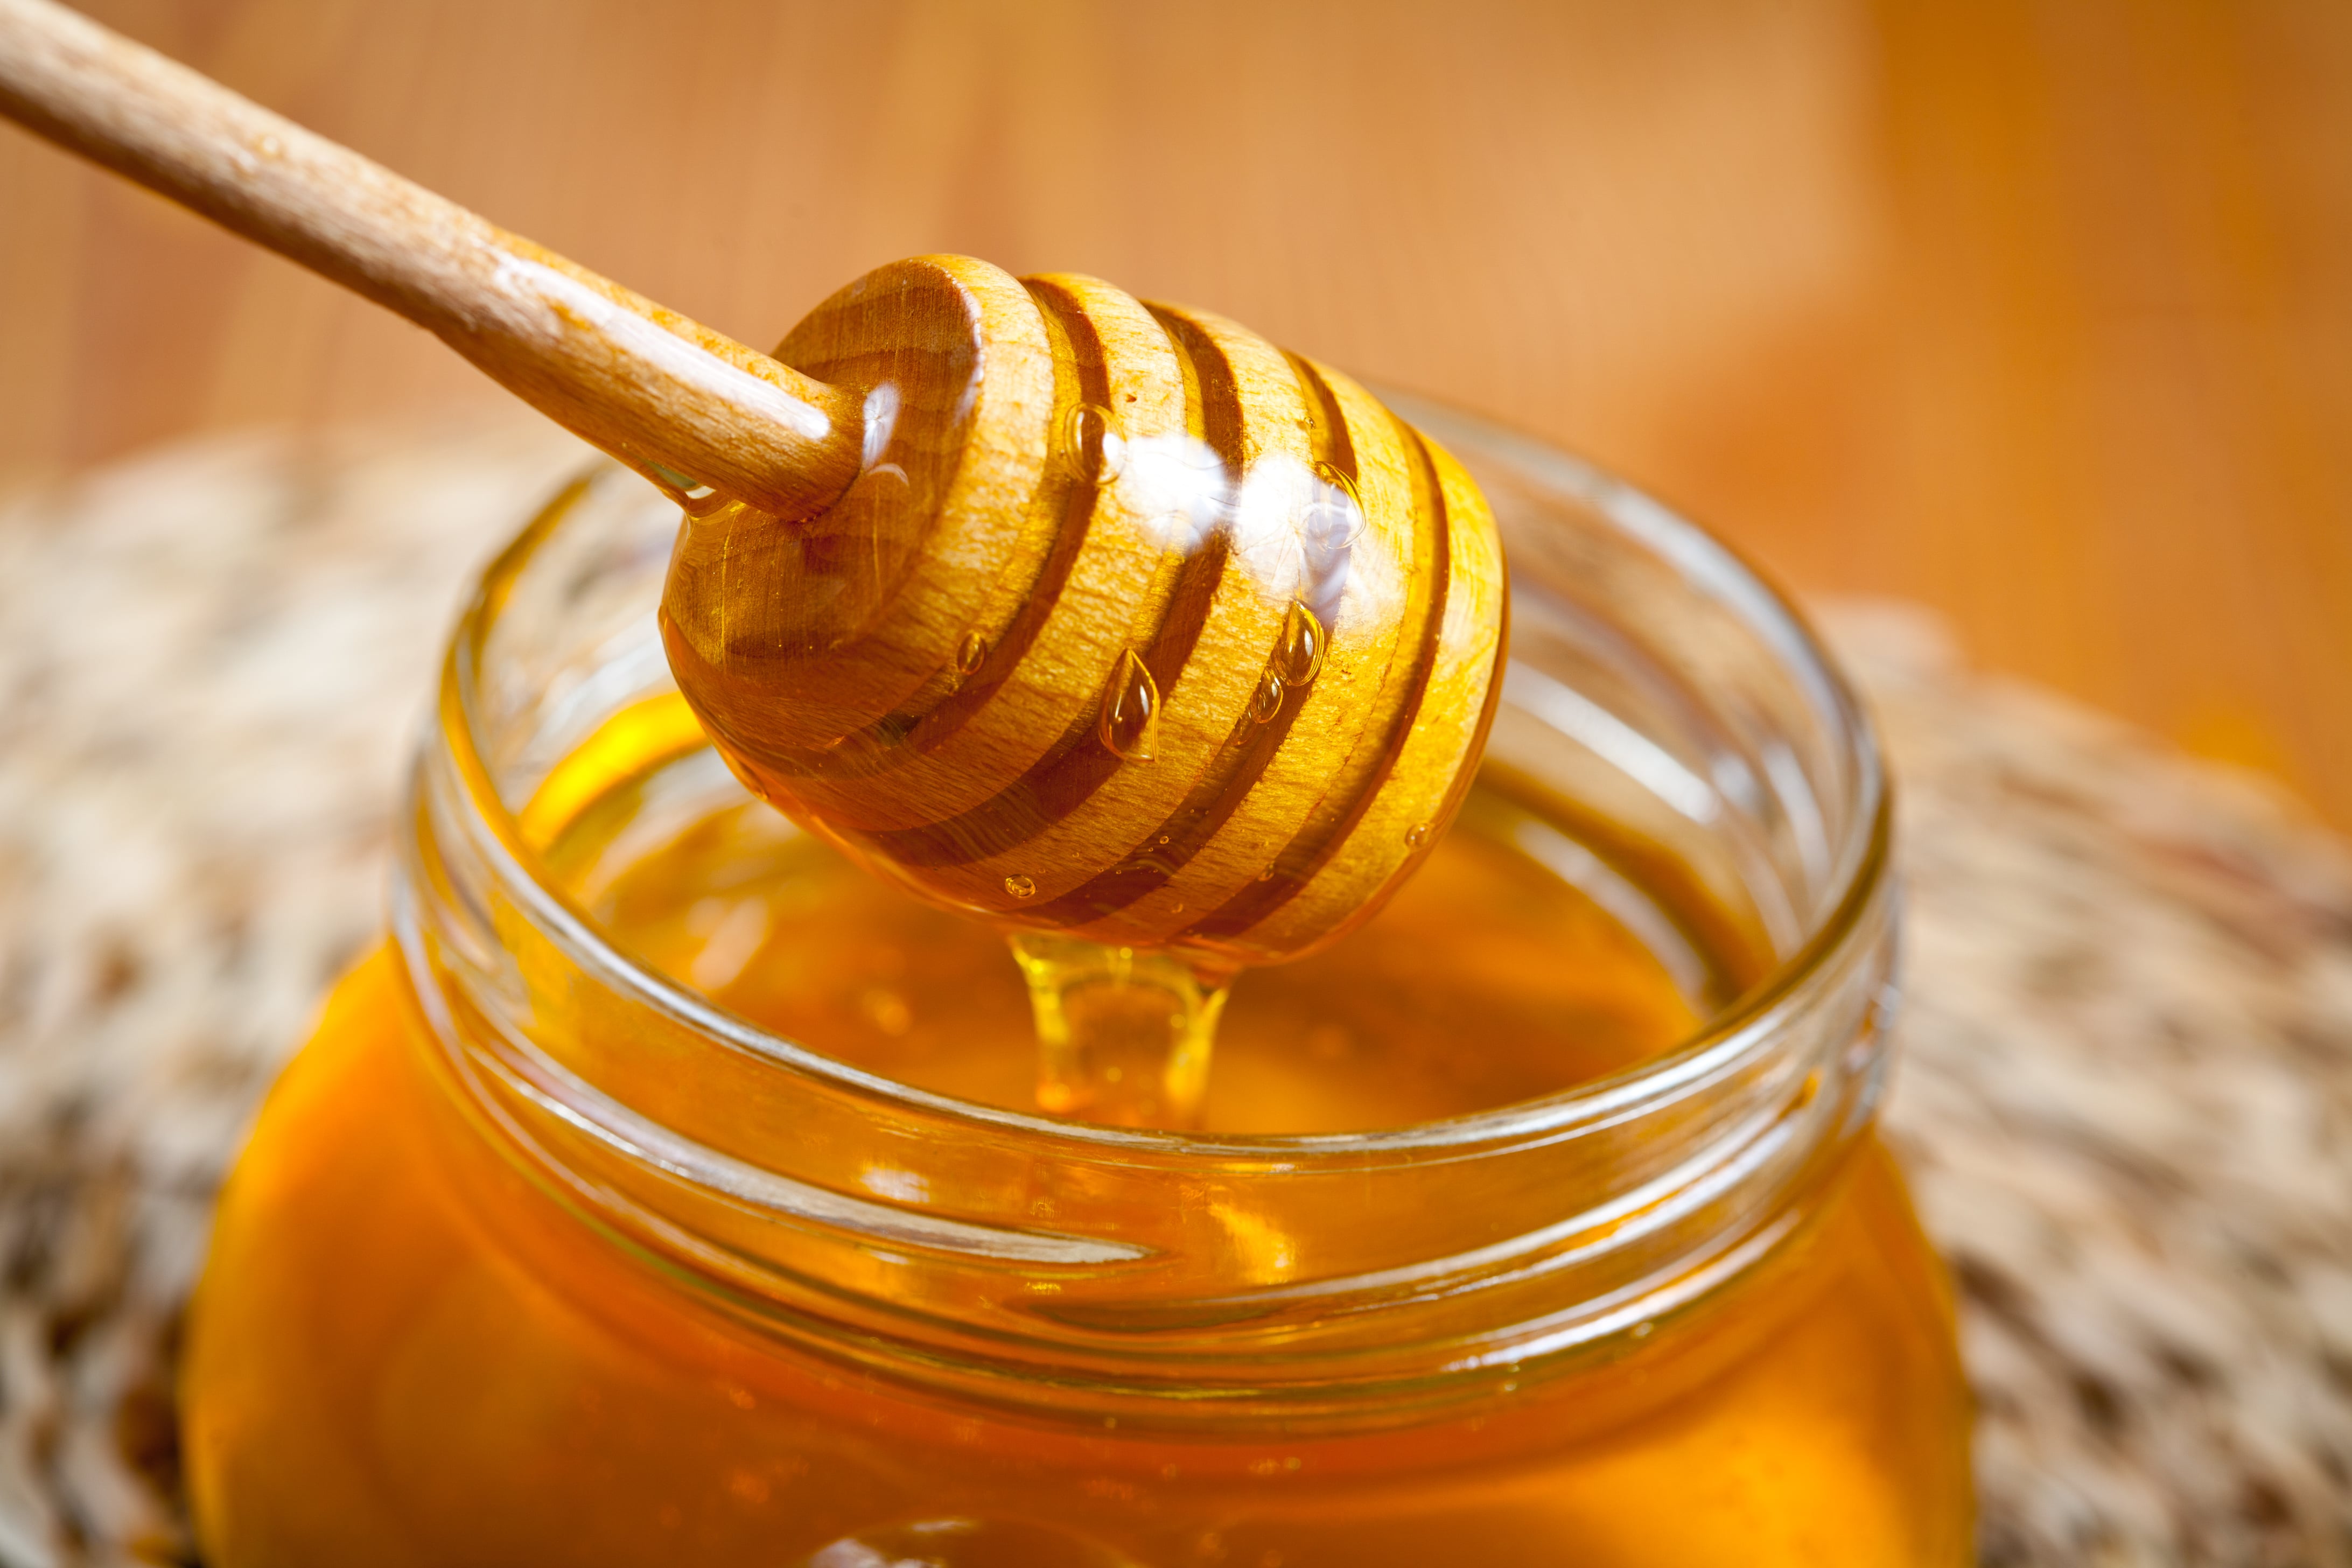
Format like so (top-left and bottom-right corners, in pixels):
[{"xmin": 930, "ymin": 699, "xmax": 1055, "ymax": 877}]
[{"xmin": 181, "ymin": 397, "xmax": 1971, "ymax": 1566}]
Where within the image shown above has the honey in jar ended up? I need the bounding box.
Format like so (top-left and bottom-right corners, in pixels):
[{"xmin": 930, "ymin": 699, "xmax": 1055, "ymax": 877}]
[{"xmin": 181, "ymin": 400, "xmax": 1972, "ymax": 1565}]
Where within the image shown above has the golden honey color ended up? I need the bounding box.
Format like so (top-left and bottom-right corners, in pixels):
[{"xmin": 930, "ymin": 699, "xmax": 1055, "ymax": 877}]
[{"xmin": 183, "ymin": 732, "xmax": 1971, "ymax": 1564}]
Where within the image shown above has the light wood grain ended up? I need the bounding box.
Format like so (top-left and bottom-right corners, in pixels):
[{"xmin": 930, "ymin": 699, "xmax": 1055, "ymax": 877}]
[
  {"xmin": 1, "ymin": 0, "xmax": 2348, "ymax": 835},
  {"xmin": 0, "ymin": 3, "xmax": 1507, "ymax": 969},
  {"xmin": 0, "ymin": 0, "xmax": 863, "ymax": 518}
]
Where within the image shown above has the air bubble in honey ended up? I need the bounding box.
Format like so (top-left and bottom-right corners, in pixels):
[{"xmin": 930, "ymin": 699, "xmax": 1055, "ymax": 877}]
[
  {"xmin": 1250, "ymin": 671, "xmax": 1285, "ymax": 724},
  {"xmin": 1058, "ymin": 403, "xmax": 1126, "ymax": 486},
  {"xmin": 955, "ymin": 631, "xmax": 989, "ymax": 676},
  {"xmin": 1004, "ymin": 874, "xmax": 1038, "ymax": 899},
  {"xmin": 1405, "ymin": 822, "xmax": 1430, "ymax": 848},
  {"xmin": 1276, "ymin": 599, "xmax": 1326, "ymax": 686},
  {"xmin": 860, "ymin": 986, "xmax": 913, "ymax": 1036},
  {"xmin": 1100, "ymin": 649, "xmax": 1160, "ymax": 760}
]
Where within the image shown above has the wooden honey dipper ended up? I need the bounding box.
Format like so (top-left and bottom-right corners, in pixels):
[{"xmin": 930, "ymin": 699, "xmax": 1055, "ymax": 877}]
[{"xmin": 0, "ymin": 0, "xmax": 1507, "ymax": 982}]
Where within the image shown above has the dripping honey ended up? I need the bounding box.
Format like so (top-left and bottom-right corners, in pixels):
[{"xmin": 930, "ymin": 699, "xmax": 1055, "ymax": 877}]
[
  {"xmin": 185, "ymin": 691, "xmax": 1972, "ymax": 1564},
  {"xmin": 538, "ymin": 695, "xmax": 1735, "ymax": 1133}
]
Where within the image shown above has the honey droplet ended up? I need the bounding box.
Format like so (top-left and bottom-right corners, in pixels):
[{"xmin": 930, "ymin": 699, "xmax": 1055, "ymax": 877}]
[
  {"xmin": 647, "ymin": 460, "xmax": 722, "ymax": 513},
  {"xmin": 1404, "ymin": 822, "xmax": 1430, "ymax": 848},
  {"xmin": 1058, "ymin": 403, "xmax": 1127, "ymax": 486},
  {"xmin": 1004, "ymin": 873, "xmax": 1038, "ymax": 899},
  {"xmin": 1275, "ymin": 599, "xmax": 1326, "ymax": 686},
  {"xmin": 1100, "ymin": 649, "xmax": 1160, "ymax": 760},
  {"xmin": 955, "ymin": 631, "xmax": 989, "ymax": 676},
  {"xmin": 1250, "ymin": 671, "xmax": 1285, "ymax": 724}
]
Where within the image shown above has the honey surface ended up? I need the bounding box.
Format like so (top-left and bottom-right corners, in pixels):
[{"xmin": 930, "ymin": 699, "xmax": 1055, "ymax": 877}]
[
  {"xmin": 532, "ymin": 697, "xmax": 1750, "ymax": 1133},
  {"xmin": 183, "ymin": 706, "xmax": 1970, "ymax": 1564}
]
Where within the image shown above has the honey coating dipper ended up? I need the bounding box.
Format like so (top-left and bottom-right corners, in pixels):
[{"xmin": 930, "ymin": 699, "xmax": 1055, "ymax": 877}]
[{"xmin": 0, "ymin": 0, "xmax": 1507, "ymax": 976}]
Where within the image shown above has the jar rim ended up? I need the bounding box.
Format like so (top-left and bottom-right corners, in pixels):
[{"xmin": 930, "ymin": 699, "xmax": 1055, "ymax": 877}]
[{"xmin": 431, "ymin": 393, "xmax": 1888, "ymax": 1168}]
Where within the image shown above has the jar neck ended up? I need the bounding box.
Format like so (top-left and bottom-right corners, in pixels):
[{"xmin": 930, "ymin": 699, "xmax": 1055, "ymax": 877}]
[
  {"xmin": 388, "ymin": 457, "xmax": 1896, "ymax": 1427},
  {"xmin": 395, "ymin": 671, "xmax": 1894, "ymax": 1427}
]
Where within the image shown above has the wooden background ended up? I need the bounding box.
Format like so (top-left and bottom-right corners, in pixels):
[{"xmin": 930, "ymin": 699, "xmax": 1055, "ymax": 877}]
[{"xmin": 5, "ymin": 0, "xmax": 2349, "ymax": 826}]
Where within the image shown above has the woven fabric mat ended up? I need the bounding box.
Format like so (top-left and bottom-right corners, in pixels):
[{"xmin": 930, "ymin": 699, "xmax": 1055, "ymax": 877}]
[{"xmin": 1, "ymin": 423, "xmax": 2347, "ymax": 1568}]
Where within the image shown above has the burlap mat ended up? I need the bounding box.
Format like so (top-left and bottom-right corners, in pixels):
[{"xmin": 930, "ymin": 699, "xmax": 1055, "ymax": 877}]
[{"xmin": 1, "ymin": 422, "xmax": 2346, "ymax": 1567}]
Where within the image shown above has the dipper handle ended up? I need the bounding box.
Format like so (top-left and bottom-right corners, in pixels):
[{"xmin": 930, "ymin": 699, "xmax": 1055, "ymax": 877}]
[
  {"xmin": 0, "ymin": 0, "xmax": 863, "ymax": 519},
  {"xmin": 0, "ymin": 0, "xmax": 1511, "ymax": 977}
]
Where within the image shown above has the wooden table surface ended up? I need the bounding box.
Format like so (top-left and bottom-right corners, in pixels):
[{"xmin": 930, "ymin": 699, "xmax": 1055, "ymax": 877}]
[{"xmin": 5, "ymin": 0, "xmax": 2350, "ymax": 826}]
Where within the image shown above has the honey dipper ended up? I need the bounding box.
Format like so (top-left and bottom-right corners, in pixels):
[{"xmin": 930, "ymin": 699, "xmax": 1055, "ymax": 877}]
[{"xmin": 0, "ymin": 0, "xmax": 1506, "ymax": 979}]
